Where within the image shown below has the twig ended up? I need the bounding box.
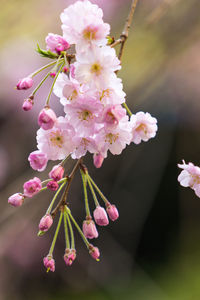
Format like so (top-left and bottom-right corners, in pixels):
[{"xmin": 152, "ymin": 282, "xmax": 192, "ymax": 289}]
[
  {"xmin": 51, "ymin": 158, "xmax": 82, "ymax": 218},
  {"xmin": 111, "ymin": 0, "xmax": 139, "ymax": 62}
]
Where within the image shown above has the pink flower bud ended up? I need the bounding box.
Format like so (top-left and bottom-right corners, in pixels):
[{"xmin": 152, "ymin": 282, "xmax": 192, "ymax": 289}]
[
  {"xmin": 45, "ymin": 33, "xmax": 70, "ymax": 54},
  {"xmin": 83, "ymin": 219, "xmax": 98, "ymax": 239},
  {"xmin": 16, "ymin": 77, "xmax": 33, "ymax": 90},
  {"xmin": 63, "ymin": 66, "xmax": 69, "ymax": 73},
  {"xmin": 39, "ymin": 214, "xmax": 53, "ymax": 232},
  {"xmin": 22, "ymin": 98, "xmax": 34, "ymax": 111},
  {"xmin": 38, "ymin": 108, "xmax": 57, "ymax": 130},
  {"xmin": 43, "ymin": 255, "xmax": 55, "ymax": 272},
  {"xmin": 23, "ymin": 177, "xmax": 42, "ymax": 198},
  {"xmin": 28, "ymin": 150, "xmax": 48, "ymax": 172},
  {"xmin": 89, "ymin": 244, "xmax": 100, "ymax": 261},
  {"xmin": 47, "ymin": 180, "xmax": 59, "ymax": 191},
  {"xmin": 8, "ymin": 193, "xmax": 24, "ymax": 207},
  {"xmin": 93, "ymin": 153, "xmax": 104, "ymax": 168},
  {"xmin": 106, "ymin": 204, "xmax": 119, "ymax": 221},
  {"xmin": 49, "ymin": 165, "xmax": 64, "ymax": 181},
  {"xmin": 50, "ymin": 72, "xmax": 56, "ymax": 78},
  {"xmin": 93, "ymin": 206, "xmax": 109, "ymax": 226},
  {"xmin": 64, "ymin": 249, "xmax": 76, "ymax": 266}
]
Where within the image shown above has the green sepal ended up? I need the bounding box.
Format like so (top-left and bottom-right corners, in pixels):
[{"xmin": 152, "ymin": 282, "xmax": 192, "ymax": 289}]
[
  {"xmin": 36, "ymin": 44, "xmax": 59, "ymax": 59},
  {"xmin": 107, "ymin": 36, "xmax": 114, "ymax": 45},
  {"xmin": 37, "ymin": 230, "xmax": 46, "ymax": 237}
]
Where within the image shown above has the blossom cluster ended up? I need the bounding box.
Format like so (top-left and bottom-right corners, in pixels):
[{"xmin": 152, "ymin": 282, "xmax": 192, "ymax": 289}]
[{"xmin": 9, "ymin": 0, "xmax": 158, "ymax": 272}]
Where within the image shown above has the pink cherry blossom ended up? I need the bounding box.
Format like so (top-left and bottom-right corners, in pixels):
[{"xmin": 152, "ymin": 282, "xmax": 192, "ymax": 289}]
[
  {"xmin": 23, "ymin": 177, "xmax": 42, "ymax": 198},
  {"xmin": 64, "ymin": 96, "xmax": 103, "ymax": 134},
  {"xmin": 98, "ymin": 74, "xmax": 126, "ymax": 105},
  {"xmin": 39, "ymin": 214, "xmax": 53, "ymax": 232},
  {"xmin": 178, "ymin": 160, "xmax": 200, "ymax": 197},
  {"xmin": 16, "ymin": 77, "xmax": 33, "ymax": 90},
  {"xmin": 130, "ymin": 112, "xmax": 158, "ymax": 145},
  {"xmin": 45, "ymin": 33, "xmax": 70, "ymax": 54},
  {"xmin": 96, "ymin": 117, "xmax": 132, "ymax": 157},
  {"xmin": 28, "ymin": 150, "xmax": 48, "ymax": 172},
  {"xmin": 93, "ymin": 206, "xmax": 109, "ymax": 226},
  {"xmin": 71, "ymin": 135, "xmax": 97, "ymax": 159},
  {"xmin": 82, "ymin": 219, "xmax": 98, "ymax": 239},
  {"xmin": 53, "ymin": 72, "xmax": 82, "ymax": 104},
  {"xmin": 43, "ymin": 256, "xmax": 55, "ymax": 272},
  {"xmin": 106, "ymin": 204, "xmax": 119, "ymax": 221},
  {"xmin": 61, "ymin": 0, "xmax": 110, "ymax": 51},
  {"xmin": 38, "ymin": 107, "xmax": 57, "ymax": 130},
  {"xmin": 8, "ymin": 193, "xmax": 24, "ymax": 207},
  {"xmin": 36, "ymin": 116, "xmax": 76, "ymax": 160},
  {"xmin": 49, "ymin": 165, "xmax": 64, "ymax": 181},
  {"xmin": 75, "ymin": 45, "xmax": 121, "ymax": 89}
]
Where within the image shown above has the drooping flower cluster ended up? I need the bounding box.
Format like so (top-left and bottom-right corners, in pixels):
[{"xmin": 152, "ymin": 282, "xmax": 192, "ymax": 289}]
[
  {"xmin": 8, "ymin": 0, "xmax": 158, "ymax": 272},
  {"xmin": 178, "ymin": 160, "xmax": 200, "ymax": 197}
]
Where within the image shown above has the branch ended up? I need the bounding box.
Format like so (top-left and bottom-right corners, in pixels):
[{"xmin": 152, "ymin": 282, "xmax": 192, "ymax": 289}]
[
  {"xmin": 51, "ymin": 158, "xmax": 82, "ymax": 218},
  {"xmin": 111, "ymin": 0, "xmax": 139, "ymax": 61}
]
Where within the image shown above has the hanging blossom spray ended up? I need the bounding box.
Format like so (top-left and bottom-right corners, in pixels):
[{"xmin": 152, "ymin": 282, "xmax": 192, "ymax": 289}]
[{"xmin": 9, "ymin": 0, "xmax": 158, "ymax": 272}]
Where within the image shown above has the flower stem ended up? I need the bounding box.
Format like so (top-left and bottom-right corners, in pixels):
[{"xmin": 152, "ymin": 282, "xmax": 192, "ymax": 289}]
[
  {"xmin": 80, "ymin": 169, "xmax": 90, "ymax": 217},
  {"xmin": 45, "ymin": 61, "xmax": 65, "ymax": 106},
  {"xmin": 86, "ymin": 174, "xmax": 99, "ymax": 207},
  {"xmin": 87, "ymin": 174, "xmax": 109, "ymax": 205},
  {"xmin": 123, "ymin": 102, "xmax": 132, "ymax": 117},
  {"xmin": 63, "ymin": 211, "xmax": 70, "ymax": 249},
  {"xmin": 60, "ymin": 155, "xmax": 71, "ymax": 167},
  {"xmin": 46, "ymin": 180, "xmax": 67, "ymax": 214},
  {"xmin": 30, "ymin": 60, "xmax": 61, "ymax": 78},
  {"xmin": 65, "ymin": 207, "xmax": 75, "ymax": 249},
  {"xmin": 49, "ymin": 211, "xmax": 63, "ymax": 255},
  {"xmin": 66, "ymin": 207, "xmax": 89, "ymax": 248},
  {"xmin": 32, "ymin": 71, "xmax": 51, "ymax": 96}
]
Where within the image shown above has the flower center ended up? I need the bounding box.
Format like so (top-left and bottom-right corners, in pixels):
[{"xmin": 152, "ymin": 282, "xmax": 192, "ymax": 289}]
[
  {"xmin": 78, "ymin": 110, "xmax": 92, "ymax": 121},
  {"xmin": 136, "ymin": 123, "xmax": 147, "ymax": 134},
  {"xmin": 90, "ymin": 63, "xmax": 102, "ymax": 76},
  {"xmin": 81, "ymin": 138, "xmax": 90, "ymax": 150},
  {"xmin": 105, "ymin": 133, "xmax": 119, "ymax": 144},
  {"xmin": 69, "ymin": 89, "xmax": 78, "ymax": 101},
  {"xmin": 50, "ymin": 130, "xmax": 64, "ymax": 148},
  {"xmin": 100, "ymin": 89, "xmax": 110, "ymax": 101},
  {"xmin": 83, "ymin": 26, "xmax": 97, "ymax": 40}
]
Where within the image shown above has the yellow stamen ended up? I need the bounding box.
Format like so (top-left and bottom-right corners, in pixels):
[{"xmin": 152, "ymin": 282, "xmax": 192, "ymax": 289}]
[
  {"xmin": 90, "ymin": 63, "xmax": 102, "ymax": 76},
  {"xmin": 50, "ymin": 130, "xmax": 64, "ymax": 148}
]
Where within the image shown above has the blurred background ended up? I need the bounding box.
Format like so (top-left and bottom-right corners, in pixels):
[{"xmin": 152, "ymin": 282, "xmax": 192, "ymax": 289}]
[{"xmin": 1, "ymin": 0, "xmax": 200, "ymax": 299}]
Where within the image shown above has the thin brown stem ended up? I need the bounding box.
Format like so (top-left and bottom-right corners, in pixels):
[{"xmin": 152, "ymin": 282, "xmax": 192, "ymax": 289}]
[
  {"xmin": 51, "ymin": 158, "xmax": 82, "ymax": 218},
  {"xmin": 113, "ymin": 0, "xmax": 139, "ymax": 63}
]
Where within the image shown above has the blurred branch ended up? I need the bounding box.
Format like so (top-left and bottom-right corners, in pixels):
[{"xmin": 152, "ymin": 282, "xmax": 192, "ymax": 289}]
[
  {"xmin": 111, "ymin": 0, "xmax": 139, "ymax": 62},
  {"xmin": 118, "ymin": 0, "xmax": 139, "ymax": 61},
  {"xmin": 146, "ymin": 0, "xmax": 181, "ymax": 25}
]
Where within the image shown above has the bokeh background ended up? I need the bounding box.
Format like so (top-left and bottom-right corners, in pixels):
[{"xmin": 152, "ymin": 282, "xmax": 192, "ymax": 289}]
[{"xmin": 1, "ymin": 0, "xmax": 200, "ymax": 299}]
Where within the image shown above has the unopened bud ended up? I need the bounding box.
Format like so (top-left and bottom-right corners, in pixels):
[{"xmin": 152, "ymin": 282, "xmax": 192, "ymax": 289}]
[
  {"xmin": 38, "ymin": 107, "xmax": 57, "ymax": 130},
  {"xmin": 8, "ymin": 193, "xmax": 24, "ymax": 207},
  {"xmin": 16, "ymin": 77, "xmax": 33, "ymax": 90},
  {"xmin": 93, "ymin": 206, "xmax": 109, "ymax": 226},
  {"xmin": 49, "ymin": 165, "xmax": 64, "ymax": 181}
]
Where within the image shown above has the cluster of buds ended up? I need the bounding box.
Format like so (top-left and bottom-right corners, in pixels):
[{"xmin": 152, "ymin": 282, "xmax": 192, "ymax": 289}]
[{"xmin": 8, "ymin": 0, "xmax": 158, "ymax": 272}]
